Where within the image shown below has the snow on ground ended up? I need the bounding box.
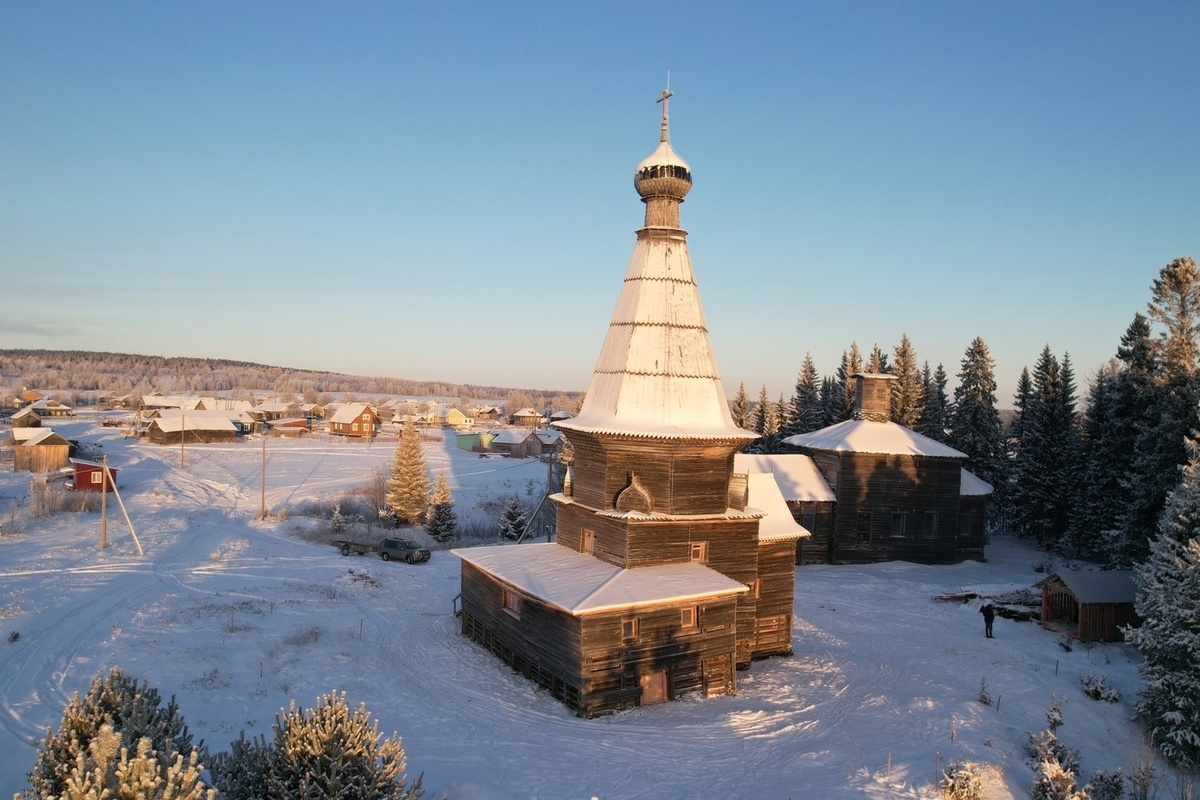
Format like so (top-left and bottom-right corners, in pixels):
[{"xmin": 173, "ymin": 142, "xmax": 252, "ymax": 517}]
[{"xmin": 0, "ymin": 418, "xmax": 1165, "ymax": 798}]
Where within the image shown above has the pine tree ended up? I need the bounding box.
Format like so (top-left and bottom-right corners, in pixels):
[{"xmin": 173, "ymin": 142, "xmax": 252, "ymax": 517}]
[
  {"xmin": 915, "ymin": 362, "xmax": 952, "ymax": 442},
  {"xmin": 753, "ymin": 385, "xmax": 773, "ymax": 436},
  {"xmin": 387, "ymin": 422, "xmax": 431, "ymax": 525},
  {"xmin": 890, "ymin": 334, "xmax": 924, "ymax": 428},
  {"xmin": 209, "ymin": 731, "xmax": 272, "ymax": 800},
  {"xmin": 730, "ymin": 382, "xmax": 751, "ymax": 429},
  {"xmin": 833, "ymin": 343, "xmax": 863, "ymax": 423},
  {"xmin": 1117, "ymin": 258, "xmax": 1200, "ymax": 565},
  {"xmin": 1072, "ymin": 316, "xmax": 1155, "ymax": 563},
  {"xmin": 787, "ymin": 353, "xmax": 824, "ymax": 436},
  {"xmin": 1126, "ymin": 528, "xmax": 1200, "ymax": 768},
  {"xmin": 498, "ymin": 495, "xmax": 527, "ymax": 541},
  {"xmin": 818, "ymin": 376, "xmax": 839, "ymax": 429},
  {"xmin": 424, "ymin": 473, "xmax": 458, "ymax": 543},
  {"xmin": 23, "ymin": 667, "xmax": 203, "ymax": 799},
  {"xmin": 949, "ymin": 337, "xmax": 1007, "ymax": 521},
  {"xmin": 55, "ymin": 726, "xmax": 215, "ymax": 800},
  {"xmin": 1009, "ymin": 347, "xmax": 1082, "ymax": 548},
  {"xmin": 268, "ymin": 691, "xmax": 423, "ymax": 799}
]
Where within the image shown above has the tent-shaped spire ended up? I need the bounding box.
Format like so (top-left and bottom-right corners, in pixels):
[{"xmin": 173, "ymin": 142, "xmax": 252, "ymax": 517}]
[{"xmin": 559, "ymin": 92, "xmax": 753, "ymax": 442}]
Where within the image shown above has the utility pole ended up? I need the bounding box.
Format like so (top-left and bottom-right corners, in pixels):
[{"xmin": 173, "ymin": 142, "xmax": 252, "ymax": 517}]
[
  {"xmin": 260, "ymin": 435, "xmax": 266, "ymax": 519},
  {"xmin": 100, "ymin": 456, "xmax": 108, "ymax": 550},
  {"xmin": 180, "ymin": 411, "xmax": 185, "ymax": 468}
]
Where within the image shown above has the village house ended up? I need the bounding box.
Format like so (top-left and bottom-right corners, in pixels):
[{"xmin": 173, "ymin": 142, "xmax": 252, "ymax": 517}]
[
  {"xmin": 69, "ymin": 458, "xmax": 118, "ymax": 492},
  {"xmin": 30, "ymin": 399, "xmax": 73, "ymax": 418},
  {"xmin": 488, "ymin": 429, "xmax": 539, "ymax": 458},
  {"xmin": 454, "ymin": 93, "xmax": 805, "ymax": 717},
  {"xmin": 146, "ymin": 415, "xmax": 239, "ymax": 445},
  {"xmin": 10, "ymin": 406, "xmax": 42, "ymax": 429},
  {"xmin": 781, "ymin": 373, "xmax": 992, "ymax": 564},
  {"xmin": 509, "ymin": 408, "xmax": 545, "ymax": 428},
  {"xmin": 327, "ymin": 403, "xmax": 380, "ymax": 437}
]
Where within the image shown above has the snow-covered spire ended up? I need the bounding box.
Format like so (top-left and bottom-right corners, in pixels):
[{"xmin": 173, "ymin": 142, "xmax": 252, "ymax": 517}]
[{"xmin": 559, "ymin": 92, "xmax": 753, "ymax": 442}]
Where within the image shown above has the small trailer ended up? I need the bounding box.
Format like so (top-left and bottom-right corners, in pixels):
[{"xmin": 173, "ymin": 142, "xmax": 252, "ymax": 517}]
[{"xmin": 332, "ymin": 539, "xmax": 376, "ymax": 557}]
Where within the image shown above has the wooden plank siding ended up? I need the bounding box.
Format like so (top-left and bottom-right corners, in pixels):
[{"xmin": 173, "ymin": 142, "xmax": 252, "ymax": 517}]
[
  {"xmin": 817, "ymin": 451, "xmax": 965, "ymax": 564},
  {"xmin": 564, "ymin": 431, "xmax": 744, "ymax": 516},
  {"xmin": 458, "ymin": 561, "xmax": 740, "ymax": 717},
  {"xmin": 752, "ymin": 539, "xmax": 796, "ymax": 658},
  {"xmin": 14, "ymin": 444, "xmax": 71, "ymax": 473},
  {"xmin": 791, "ymin": 501, "xmax": 835, "ymax": 564}
]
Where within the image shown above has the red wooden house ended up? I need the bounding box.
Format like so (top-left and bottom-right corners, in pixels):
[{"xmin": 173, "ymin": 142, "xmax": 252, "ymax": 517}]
[{"xmin": 70, "ymin": 458, "xmax": 117, "ymax": 492}]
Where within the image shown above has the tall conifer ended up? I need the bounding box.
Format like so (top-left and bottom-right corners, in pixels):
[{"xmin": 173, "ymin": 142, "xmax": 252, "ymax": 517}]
[
  {"xmin": 387, "ymin": 422, "xmax": 431, "ymax": 525},
  {"xmin": 950, "ymin": 337, "xmax": 1006, "ymax": 522},
  {"xmin": 890, "ymin": 334, "xmax": 924, "ymax": 428}
]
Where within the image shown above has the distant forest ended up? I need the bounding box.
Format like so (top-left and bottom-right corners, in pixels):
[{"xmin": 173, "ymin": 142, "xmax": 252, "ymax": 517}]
[{"xmin": 0, "ymin": 349, "xmax": 578, "ymax": 410}]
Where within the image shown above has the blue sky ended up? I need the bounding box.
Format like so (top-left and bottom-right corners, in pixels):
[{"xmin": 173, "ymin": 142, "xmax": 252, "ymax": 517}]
[{"xmin": 2, "ymin": 3, "xmax": 1196, "ymax": 406}]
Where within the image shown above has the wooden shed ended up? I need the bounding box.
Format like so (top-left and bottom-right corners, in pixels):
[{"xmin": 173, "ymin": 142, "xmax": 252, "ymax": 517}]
[
  {"xmin": 70, "ymin": 458, "xmax": 117, "ymax": 492},
  {"xmin": 146, "ymin": 415, "xmax": 239, "ymax": 445},
  {"xmin": 14, "ymin": 429, "xmax": 72, "ymax": 472},
  {"xmin": 1037, "ymin": 570, "xmax": 1139, "ymax": 642},
  {"xmin": 10, "ymin": 406, "xmax": 42, "ymax": 428}
]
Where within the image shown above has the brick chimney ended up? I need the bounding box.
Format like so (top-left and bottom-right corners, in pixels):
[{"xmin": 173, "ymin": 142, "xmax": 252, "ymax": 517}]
[{"xmin": 853, "ymin": 373, "xmax": 896, "ymax": 423}]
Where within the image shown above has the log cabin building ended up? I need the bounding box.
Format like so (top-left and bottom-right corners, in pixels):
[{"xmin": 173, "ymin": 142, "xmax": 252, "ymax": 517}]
[
  {"xmin": 454, "ymin": 92, "xmax": 806, "ymax": 717},
  {"xmin": 327, "ymin": 403, "xmax": 379, "ymax": 438},
  {"xmin": 781, "ymin": 373, "xmax": 992, "ymax": 564}
]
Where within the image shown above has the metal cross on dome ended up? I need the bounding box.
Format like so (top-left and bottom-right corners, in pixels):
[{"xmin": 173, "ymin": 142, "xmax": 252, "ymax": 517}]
[{"xmin": 656, "ymin": 88, "xmax": 673, "ymax": 141}]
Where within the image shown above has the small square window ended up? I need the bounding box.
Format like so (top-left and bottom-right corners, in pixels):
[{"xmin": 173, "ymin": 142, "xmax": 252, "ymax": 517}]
[
  {"xmin": 890, "ymin": 513, "xmax": 907, "ymax": 538},
  {"xmin": 689, "ymin": 542, "xmax": 707, "ymax": 563},
  {"xmin": 800, "ymin": 512, "xmax": 816, "ymax": 533},
  {"xmin": 621, "ymin": 618, "xmax": 638, "ymax": 640},
  {"xmin": 352, "ymin": 423, "xmax": 359, "ymax": 432},
  {"xmin": 91, "ymin": 471, "xmax": 102, "ymax": 484},
  {"xmin": 680, "ymin": 606, "xmax": 698, "ymax": 629},
  {"xmin": 923, "ymin": 511, "xmax": 938, "ymax": 539},
  {"xmin": 501, "ymin": 587, "xmax": 520, "ymax": 618},
  {"xmin": 582, "ymin": 528, "xmax": 596, "ymax": 555}
]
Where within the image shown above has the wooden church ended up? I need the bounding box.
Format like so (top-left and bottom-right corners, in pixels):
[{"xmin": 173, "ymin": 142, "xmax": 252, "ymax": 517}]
[
  {"xmin": 781, "ymin": 373, "xmax": 992, "ymax": 564},
  {"xmin": 454, "ymin": 92, "xmax": 805, "ymax": 718}
]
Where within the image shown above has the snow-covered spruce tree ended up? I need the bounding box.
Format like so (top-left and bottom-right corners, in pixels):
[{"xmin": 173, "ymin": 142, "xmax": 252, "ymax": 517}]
[
  {"xmin": 23, "ymin": 666, "xmax": 204, "ymax": 799},
  {"xmin": 867, "ymin": 342, "xmax": 890, "ymax": 374},
  {"xmin": 1031, "ymin": 758, "xmax": 1087, "ymax": 800},
  {"xmin": 818, "ymin": 376, "xmax": 839, "ymax": 429},
  {"xmin": 54, "ymin": 725, "xmax": 214, "ymax": 800},
  {"xmin": 1118, "ymin": 258, "xmax": 1200, "ymax": 566},
  {"xmin": 497, "ymin": 495, "xmax": 527, "ymax": 541},
  {"xmin": 730, "ymin": 381, "xmax": 751, "ymax": 430},
  {"xmin": 267, "ymin": 692, "xmax": 422, "ymax": 800},
  {"xmin": 833, "ymin": 343, "xmax": 864, "ymax": 424},
  {"xmin": 939, "ymin": 761, "xmax": 983, "ymax": 800},
  {"xmin": 208, "ymin": 731, "xmax": 272, "ymax": 800},
  {"xmin": 1071, "ymin": 315, "xmax": 1155, "ymax": 563},
  {"xmin": 386, "ymin": 421, "xmax": 431, "ymax": 526},
  {"xmin": 424, "ymin": 472, "xmax": 458, "ymax": 543},
  {"xmin": 890, "ymin": 333, "xmax": 924, "ymax": 429},
  {"xmin": 753, "ymin": 384, "xmax": 779, "ymax": 438},
  {"xmin": 949, "ymin": 337, "xmax": 1008, "ymax": 522},
  {"xmin": 787, "ymin": 353, "xmax": 824, "ymax": 436},
  {"xmin": 1125, "ymin": 464, "xmax": 1200, "ymax": 768},
  {"xmin": 1009, "ymin": 347, "xmax": 1082, "ymax": 549},
  {"xmin": 915, "ymin": 362, "xmax": 953, "ymax": 443}
]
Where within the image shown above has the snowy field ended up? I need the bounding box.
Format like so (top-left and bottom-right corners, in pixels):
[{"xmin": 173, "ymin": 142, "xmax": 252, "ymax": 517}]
[{"xmin": 0, "ymin": 418, "xmax": 1164, "ymax": 798}]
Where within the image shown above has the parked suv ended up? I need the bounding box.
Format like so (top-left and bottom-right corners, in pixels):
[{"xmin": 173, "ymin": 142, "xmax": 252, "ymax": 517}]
[{"xmin": 378, "ymin": 537, "xmax": 431, "ymax": 564}]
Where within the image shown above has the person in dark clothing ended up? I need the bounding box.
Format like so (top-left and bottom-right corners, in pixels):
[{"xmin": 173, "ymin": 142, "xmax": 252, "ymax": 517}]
[{"xmin": 980, "ymin": 604, "xmax": 995, "ymax": 638}]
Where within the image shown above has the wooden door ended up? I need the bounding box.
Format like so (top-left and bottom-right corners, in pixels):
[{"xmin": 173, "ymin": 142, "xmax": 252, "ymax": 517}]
[{"xmin": 639, "ymin": 670, "xmax": 668, "ymax": 705}]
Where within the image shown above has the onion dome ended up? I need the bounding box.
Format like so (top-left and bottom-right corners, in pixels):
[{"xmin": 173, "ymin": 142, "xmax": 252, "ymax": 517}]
[{"xmin": 634, "ymin": 89, "xmax": 692, "ymax": 201}]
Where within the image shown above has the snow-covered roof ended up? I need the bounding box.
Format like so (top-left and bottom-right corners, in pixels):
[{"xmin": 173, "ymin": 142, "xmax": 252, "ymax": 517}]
[
  {"xmin": 960, "ymin": 469, "xmax": 993, "ymax": 496},
  {"xmin": 784, "ymin": 419, "xmax": 966, "ymax": 458},
  {"xmin": 9, "ymin": 427, "xmax": 45, "ymax": 443},
  {"xmin": 557, "ymin": 235, "xmax": 755, "ymax": 442},
  {"xmin": 11, "ymin": 406, "xmax": 40, "ymax": 420},
  {"xmin": 1038, "ymin": 571, "xmax": 1135, "ymax": 604},
  {"xmin": 19, "ymin": 429, "xmax": 69, "ymax": 447},
  {"xmin": 491, "ymin": 429, "xmax": 534, "ymax": 445},
  {"xmin": 150, "ymin": 416, "xmax": 237, "ymax": 433},
  {"xmin": 734, "ymin": 454, "xmax": 835, "ymax": 503},
  {"xmin": 328, "ymin": 403, "xmax": 374, "ymax": 424},
  {"xmin": 534, "ymin": 429, "xmax": 563, "ymax": 445},
  {"xmin": 453, "ymin": 542, "xmax": 748, "ymax": 616},
  {"xmin": 156, "ymin": 408, "xmax": 254, "ymax": 426},
  {"xmin": 745, "ymin": 473, "xmax": 810, "ymax": 542}
]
